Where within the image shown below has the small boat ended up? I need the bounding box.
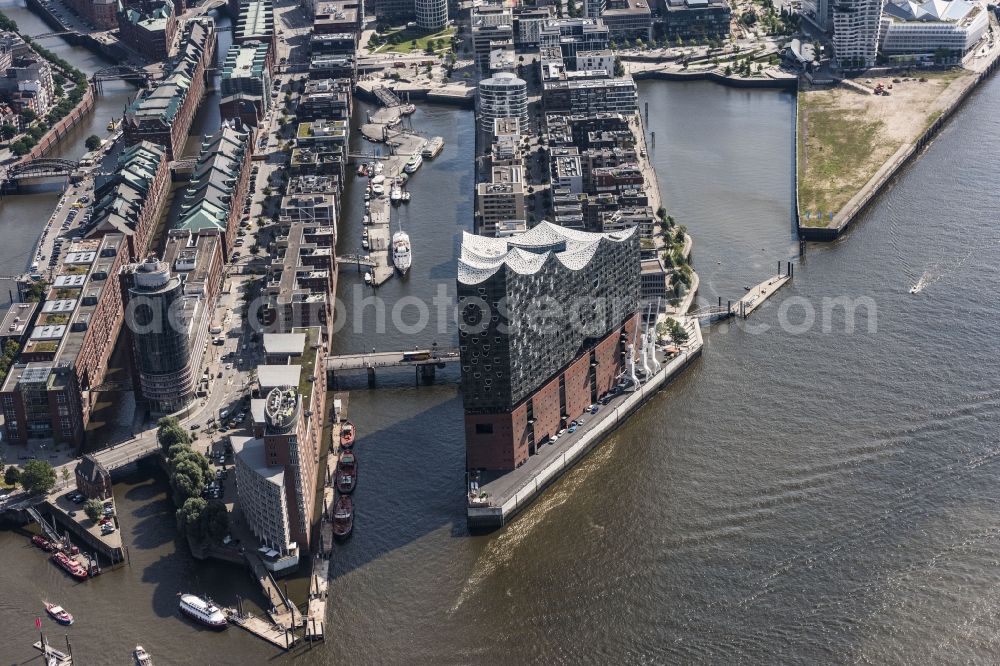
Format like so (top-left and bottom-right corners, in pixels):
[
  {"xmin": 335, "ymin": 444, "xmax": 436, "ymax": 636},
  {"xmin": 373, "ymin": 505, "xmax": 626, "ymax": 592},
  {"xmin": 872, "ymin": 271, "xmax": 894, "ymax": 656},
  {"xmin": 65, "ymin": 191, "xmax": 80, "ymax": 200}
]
[
  {"xmin": 744, "ymin": 285, "xmax": 751, "ymax": 291},
  {"xmin": 363, "ymin": 271, "xmax": 372, "ymax": 286},
  {"xmin": 371, "ymin": 183, "xmax": 385, "ymax": 196},
  {"xmin": 178, "ymin": 594, "xmax": 227, "ymax": 630},
  {"xmin": 390, "ymin": 181, "xmax": 402, "ymax": 203},
  {"xmin": 332, "ymin": 495, "xmax": 353, "ymax": 540},
  {"xmin": 340, "ymin": 420, "xmax": 356, "ymax": 448},
  {"xmin": 909, "ymin": 285, "xmax": 920, "ymax": 294},
  {"xmin": 32, "ymin": 535, "xmax": 54, "ymax": 551},
  {"xmin": 399, "ymin": 103, "xmax": 416, "ymax": 116},
  {"xmin": 133, "ymin": 645, "xmax": 153, "ymax": 666},
  {"xmin": 362, "ymin": 228, "xmax": 369, "ymax": 239},
  {"xmin": 356, "ymin": 164, "xmax": 367, "ymax": 177},
  {"xmin": 373, "ymin": 162, "xmax": 384, "ymax": 175},
  {"xmin": 45, "ymin": 603, "xmax": 73, "ymax": 626},
  {"xmin": 403, "ymin": 154, "xmax": 422, "ymax": 174},
  {"xmin": 336, "ymin": 452, "xmax": 357, "ymax": 494},
  {"xmin": 51, "ymin": 552, "xmax": 88, "ymax": 580},
  {"xmin": 392, "ymin": 230, "xmax": 411, "ymax": 275},
  {"xmin": 402, "ymin": 192, "xmax": 411, "ymax": 202},
  {"xmin": 363, "ymin": 214, "xmax": 369, "ymax": 225},
  {"xmin": 371, "ymin": 174, "xmax": 385, "ymax": 186},
  {"xmin": 361, "ymin": 238, "xmax": 370, "ymax": 250}
]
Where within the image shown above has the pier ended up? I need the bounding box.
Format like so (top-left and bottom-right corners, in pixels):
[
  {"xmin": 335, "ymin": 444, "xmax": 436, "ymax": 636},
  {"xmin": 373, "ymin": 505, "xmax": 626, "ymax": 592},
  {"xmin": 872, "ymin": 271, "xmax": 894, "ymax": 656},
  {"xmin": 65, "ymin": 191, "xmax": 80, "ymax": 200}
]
[
  {"xmin": 731, "ymin": 262, "xmax": 794, "ymax": 319},
  {"xmin": 225, "ymin": 609, "xmax": 299, "ymax": 650},
  {"xmin": 32, "ymin": 639, "xmax": 73, "ymax": 665}
]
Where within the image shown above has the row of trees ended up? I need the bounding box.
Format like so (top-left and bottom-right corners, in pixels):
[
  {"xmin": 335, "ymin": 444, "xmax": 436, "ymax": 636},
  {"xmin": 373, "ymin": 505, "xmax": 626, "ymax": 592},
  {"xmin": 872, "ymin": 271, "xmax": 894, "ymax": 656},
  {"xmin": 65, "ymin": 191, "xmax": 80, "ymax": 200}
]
[
  {"xmin": 0, "ymin": 10, "xmax": 90, "ymax": 156},
  {"xmin": 157, "ymin": 417, "xmax": 229, "ymax": 545}
]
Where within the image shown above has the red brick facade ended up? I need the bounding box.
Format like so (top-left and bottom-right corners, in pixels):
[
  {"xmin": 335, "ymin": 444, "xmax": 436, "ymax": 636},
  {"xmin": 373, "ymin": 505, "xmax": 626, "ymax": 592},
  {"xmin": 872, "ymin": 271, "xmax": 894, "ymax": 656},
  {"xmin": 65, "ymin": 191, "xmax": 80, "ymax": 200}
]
[{"xmin": 465, "ymin": 312, "xmax": 640, "ymax": 471}]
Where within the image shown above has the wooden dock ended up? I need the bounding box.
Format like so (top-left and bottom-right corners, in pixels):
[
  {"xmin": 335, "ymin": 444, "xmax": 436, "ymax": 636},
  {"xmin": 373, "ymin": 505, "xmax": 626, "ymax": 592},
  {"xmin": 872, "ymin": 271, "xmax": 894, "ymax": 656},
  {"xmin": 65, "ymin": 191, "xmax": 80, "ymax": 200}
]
[{"xmin": 226, "ymin": 610, "xmax": 299, "ymax": 651}]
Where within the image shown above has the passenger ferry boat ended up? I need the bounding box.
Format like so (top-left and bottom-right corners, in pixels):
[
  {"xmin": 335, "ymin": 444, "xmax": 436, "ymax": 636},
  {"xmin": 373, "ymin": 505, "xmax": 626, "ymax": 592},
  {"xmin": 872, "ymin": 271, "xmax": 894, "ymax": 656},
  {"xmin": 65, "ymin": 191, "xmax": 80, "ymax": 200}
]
[
  {"xmin": 403, "ymin": 154, "xmax": 423, "ymax": 174},
  {"xmin": 392, "ymin": 230, "xmax": 411, "ymax": 275},
  {"xmin": 133, "ymin": 645, "xmax": 153, "ymax": 666},
  {"xmin": 178, "ymin": 594, "xmax": 228, "ymax": 630}
]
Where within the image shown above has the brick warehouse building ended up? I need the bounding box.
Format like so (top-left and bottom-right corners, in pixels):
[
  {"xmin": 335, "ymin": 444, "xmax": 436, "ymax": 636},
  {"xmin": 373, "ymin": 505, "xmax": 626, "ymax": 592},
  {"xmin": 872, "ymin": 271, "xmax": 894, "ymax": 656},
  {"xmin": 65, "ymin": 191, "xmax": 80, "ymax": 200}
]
[{"xmin": 457, "ymin": 222, "xmax": 640, "ymax": 471}]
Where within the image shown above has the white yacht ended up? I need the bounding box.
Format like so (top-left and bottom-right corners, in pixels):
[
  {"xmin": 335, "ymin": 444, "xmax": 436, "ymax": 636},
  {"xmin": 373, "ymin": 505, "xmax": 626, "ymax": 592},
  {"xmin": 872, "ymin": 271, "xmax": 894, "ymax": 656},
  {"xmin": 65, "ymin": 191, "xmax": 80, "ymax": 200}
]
[
  {"xmin": 392, "ymin": 230, "xmax": 411, "ymax": 275},
  {"xmin": 178, "ymin": 594, "xmax": 227, "ymax": 630},
  {"xmin": 390, "ymin": 180, "xmax": 402, "ymax": 203}
]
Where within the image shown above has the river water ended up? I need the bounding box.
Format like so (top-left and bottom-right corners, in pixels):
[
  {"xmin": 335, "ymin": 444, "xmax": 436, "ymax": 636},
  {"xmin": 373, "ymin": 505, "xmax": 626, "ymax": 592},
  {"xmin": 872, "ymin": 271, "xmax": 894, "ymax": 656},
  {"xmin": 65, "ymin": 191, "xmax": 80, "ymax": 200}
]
[{"xmin": 2, "ymin": 36, "xmax": 1000, "ymax": 663}]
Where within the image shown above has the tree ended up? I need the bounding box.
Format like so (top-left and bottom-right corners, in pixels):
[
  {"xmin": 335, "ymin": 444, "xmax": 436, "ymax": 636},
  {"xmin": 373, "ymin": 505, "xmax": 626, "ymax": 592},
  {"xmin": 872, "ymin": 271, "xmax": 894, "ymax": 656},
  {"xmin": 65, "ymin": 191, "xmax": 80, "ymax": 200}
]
[
  {"xmin": 158, "ymin": 416, "xmax": 191, "ymax": 453},
  {"xmin": 4, "ymin": 466, "xmax": 20, "ymax": 486},
  {"xmin": 19, "ymin": 108, "xmax": 36, "ymax": 124},
  {"xmin": 0, "ymin": 123, "xmax": 16, "ymax": 140},
  {"xmin": 176, "ymin": 496, "xmax": 207, "ymax": 541},
  {"xmin": 60, "ymin": 468, "xmax": 70, "ymax": 485},
  {"xmin": 84, "ymin": 498, "xmax": 103, "ymax": 522},
  {"xmin": 170, "ymin": 459, "xmax": 207, "ymax": 505},
  {"xmin": 84, "ymin": 134, "xmax": 101, "ymax": 151},
  {"xmin": 21, "ymin": 459, "xmax": 56, "ymax": 494},
  {"xmin": 201, "ymin": 500, "xmax": 229, "ymax": 542}
]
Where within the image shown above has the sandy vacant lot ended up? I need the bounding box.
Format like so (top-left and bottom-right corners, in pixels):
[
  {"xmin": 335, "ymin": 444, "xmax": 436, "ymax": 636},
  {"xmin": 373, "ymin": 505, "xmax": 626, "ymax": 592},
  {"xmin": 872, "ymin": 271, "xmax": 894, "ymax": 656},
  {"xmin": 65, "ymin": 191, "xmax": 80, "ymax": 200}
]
[{"xmin": 797, "ymin": 69, "xmax": 974, "ymax": 225}]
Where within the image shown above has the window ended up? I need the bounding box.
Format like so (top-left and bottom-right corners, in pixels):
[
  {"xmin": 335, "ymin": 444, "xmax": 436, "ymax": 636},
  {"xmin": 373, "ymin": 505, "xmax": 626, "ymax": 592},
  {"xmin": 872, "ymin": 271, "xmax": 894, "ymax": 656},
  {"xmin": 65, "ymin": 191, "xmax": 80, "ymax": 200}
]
[{"xmin": 475, "ymin": 423, "xmax": 494, "ymax": 435}]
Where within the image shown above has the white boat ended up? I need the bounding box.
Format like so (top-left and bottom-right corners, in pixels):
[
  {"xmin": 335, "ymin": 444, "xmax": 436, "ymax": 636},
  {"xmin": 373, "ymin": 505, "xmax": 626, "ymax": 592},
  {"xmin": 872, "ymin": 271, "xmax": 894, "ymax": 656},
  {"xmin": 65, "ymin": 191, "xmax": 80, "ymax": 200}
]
[
  {"xmin": 392, "ymin": 230, "xmax": 411, "ymax": 275},
  {"xmin": 400, "ymin": 103, "xmax": 416, "ymax": 115},
  {"xmin": 372, "ymin": 183, "xmax": 385, "ymax": 196},
  {"xmin": 402, "ymin": 191, "xmax": 411, "ymax": 203},
  {"xmin": 362, "ymin": 228, "xmax": 369, "ymax": 239},
  {"xmin": 133, "ymin": 645, "xmax": 153, "ymax": 666},
  {"xmin": 178, "ymin": 594, "xmax": 227, "ymax": 630},
  {"xmin": 373, "ymin": 162, "xmax": 383, "ymax": 175},
  {"xmin": 363, "ymin": 214, "xmax": 369, "ymax": 225},
  {"xmin": 370, "ymin": 174, "xmax": 385, "ymax": 186},
  {"xmin": 364, "ymin": 271, "xmax": 373, "ymax": 285},
  {"xmin": 362, "ymin": 238, "xmax": 369, "ymax": 250},
  {"xmin": 390, "ymin": 181, "xmax": 402, "ymax": 203},
  {"xmin": 403, "ymin": 154, "xmax": 422, "ymax": 174}
]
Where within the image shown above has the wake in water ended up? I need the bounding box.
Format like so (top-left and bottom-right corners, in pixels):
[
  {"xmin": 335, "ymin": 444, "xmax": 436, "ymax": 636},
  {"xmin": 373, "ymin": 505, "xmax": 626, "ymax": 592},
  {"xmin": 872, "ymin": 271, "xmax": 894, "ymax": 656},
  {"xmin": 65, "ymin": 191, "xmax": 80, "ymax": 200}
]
[{"xmin": 910, "ymin": 247, "xmax": 979, "ymax": 293}]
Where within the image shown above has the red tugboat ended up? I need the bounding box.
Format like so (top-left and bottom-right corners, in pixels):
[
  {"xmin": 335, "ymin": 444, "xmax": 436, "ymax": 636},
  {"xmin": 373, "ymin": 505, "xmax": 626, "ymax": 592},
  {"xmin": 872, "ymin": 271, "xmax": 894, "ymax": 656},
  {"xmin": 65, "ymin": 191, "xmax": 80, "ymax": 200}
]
[
  {"xmin": 335, "ymin": 452, "xmax": 357, "ymax": 494},
  {"xmin": 51, "ymin": 552, "xmax": 89, "ymax": 580},
  {"xmin": 32, "ymin": 535, "xmax": 55, "ymax": 551},
  {"xmin": 45, "ymin": 602, "xmax": 74, "ymax": 625},
  {"xmin": 332, "ymin": 495, "xmax": 353, "ymax": 540},
  {"xmin": 340, "ymin": 421, "xmax": 356, "ymax": 449}
]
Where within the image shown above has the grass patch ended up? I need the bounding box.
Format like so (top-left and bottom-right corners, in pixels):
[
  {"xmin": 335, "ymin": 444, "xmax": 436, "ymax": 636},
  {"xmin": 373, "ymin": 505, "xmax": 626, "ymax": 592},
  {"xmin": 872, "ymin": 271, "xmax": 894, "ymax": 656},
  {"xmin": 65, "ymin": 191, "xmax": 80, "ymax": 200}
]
[
  {"xmin": 380, "ymin": 26, "xmax": 455, "ymax": 55},
  {"xmin": 797, "ymin": 95, "xmax": 899, "ymax": 227}
]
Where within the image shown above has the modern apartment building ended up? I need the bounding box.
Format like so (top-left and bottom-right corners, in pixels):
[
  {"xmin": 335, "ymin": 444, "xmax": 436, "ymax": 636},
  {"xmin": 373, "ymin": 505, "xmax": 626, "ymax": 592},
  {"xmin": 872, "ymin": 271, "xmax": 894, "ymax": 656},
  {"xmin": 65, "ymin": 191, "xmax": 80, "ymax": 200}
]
[
  {"xmin": 832, "ymin": 0, "xmax": 883, "ymax": 67},
  {"xmin": 602, "ymin": 0, "xmax": 653, "ymax": 42},
  {"xmin": 471, "ymin": 5, "xmax": 514, "ymax": 71},
  {"xmin": 234, "ymin": 326, "xmax": 329, "ymax": 564},
  {"xmin": 299, "ymin": 78, "xmax": 352, "ymax": 121},
  {"xmin": 220, "ymin": 41, "xmax": 272, "ymax": 127},
  {"xmin": 457, "ymin": 222, "xmax": 641, "ymax": 470},
  {"xmin": 1, "ymin": 235, "xmax": 129, "ymax": 447},
  {"xmin": 123, "ymin": 19, "xmax": 216, "ymax": 159},
  {"xmin": 880, "ymin": 0, "xmax": 988, "ymax": 60},
  {"xmin": 662, "ymin": 0, "xmax": 732, "ymax": 41},
  {"xmin": 416, "ymin": 0, "xmax": 448, "ymax": 30},
  {"xmin": 175, "ymin": 123, "xmax": 252, "ymax": 255},
  {"xmin": 477, "ymin": 72, "xmax": 528, "ymax": 133},
  {"xmin": 0, "ymin": 34, "xmax": 55, "ymax": 117},
  {"xmin": 476, "ymin": 165, "xmax": 526, "ymax": 235},
  {"xmin": 542, "ymin": 75, "xmax": 638, "ymax": 115},
  {"xmin": 538, "ymin": 18, "xmax": 611, "ymax": 64},
  {"xmin": 263, "ymin": 220, "xmax": 336, "ymax": 336},
  {"xmin": 514, "ymin": 6, "xmax": 555, "ymax": 47}
]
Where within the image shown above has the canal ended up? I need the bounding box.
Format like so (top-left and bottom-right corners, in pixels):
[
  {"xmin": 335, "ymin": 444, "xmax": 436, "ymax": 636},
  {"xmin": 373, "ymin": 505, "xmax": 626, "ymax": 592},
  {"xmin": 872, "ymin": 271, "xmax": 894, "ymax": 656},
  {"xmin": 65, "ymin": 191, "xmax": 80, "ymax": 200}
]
[{"xmin": 2, "ymin": 53, "xmax": 1000, "ymax": 663}]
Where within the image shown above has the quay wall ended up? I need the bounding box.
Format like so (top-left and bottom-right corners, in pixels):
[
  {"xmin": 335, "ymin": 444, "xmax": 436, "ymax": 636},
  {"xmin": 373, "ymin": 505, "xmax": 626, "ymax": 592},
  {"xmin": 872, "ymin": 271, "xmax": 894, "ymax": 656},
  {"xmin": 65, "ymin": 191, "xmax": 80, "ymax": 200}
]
[
  {"xmin": 353, "ymin": 84, "xmax": 475, "ymax": 108},
  {"xmin": 632, "ymin": 69, "xmax": 798, "ymax": 90},
  {"xmin": 24, "ymin": 86, "xmax": 96, "ymax": 160},
  {"xmin": 468, "ymin": 324, "xmax": 704, "ymax": 530},
  {"xmin": 25, "ymin": 0, "xmax": 129, "ymax": 61},
  {"xmin": 40, "ymin": 499, "xmax": 126, "ymax": 564},
  {"xmin": 797, "ymin": 56, "xmax": 1000, "ymax": 240}
]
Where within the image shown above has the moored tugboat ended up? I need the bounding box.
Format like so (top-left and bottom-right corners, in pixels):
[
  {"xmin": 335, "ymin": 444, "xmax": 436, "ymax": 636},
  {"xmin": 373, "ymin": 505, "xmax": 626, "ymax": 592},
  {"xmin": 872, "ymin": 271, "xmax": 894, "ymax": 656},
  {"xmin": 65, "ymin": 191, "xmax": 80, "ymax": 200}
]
[
  {"xmin": 32, "ymin": 535, "xmax": 54, "ymax": 551},
  {"xmin": 332, "ymin": 495, "xmax": 353, "ymax": 540},
  {"xmin": 340, "ymin": 420, "xmax": 355, "ymax": 449},
  {"xmin": 336, "ymin": 452, "xmax": 357, "ymax": 494}
]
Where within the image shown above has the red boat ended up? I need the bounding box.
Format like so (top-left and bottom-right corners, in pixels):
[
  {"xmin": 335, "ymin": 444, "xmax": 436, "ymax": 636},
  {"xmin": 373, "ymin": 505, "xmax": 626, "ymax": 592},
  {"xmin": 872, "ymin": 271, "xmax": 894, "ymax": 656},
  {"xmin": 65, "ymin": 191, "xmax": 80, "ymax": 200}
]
[
  {"xmin": 45, "ymin": 602, "xmax": 74, "ymax": 625},
  {"xmin": 32, "ymin": 535, "xmax": 54, "ymax": 551},
  {"xmin": 332, "ymin": 495, "xmax": 353, "ymax": 540},
  {"xmin": 335, "ymin": 452, "xmax": 357, "ymax": 494},
  {"xmin": 51, "ymin": 552, "xmax": 88, "ymax": 580},
  {"xmin": 340, "ymin": 421, "xmax": 356, "ymax": 449}
]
